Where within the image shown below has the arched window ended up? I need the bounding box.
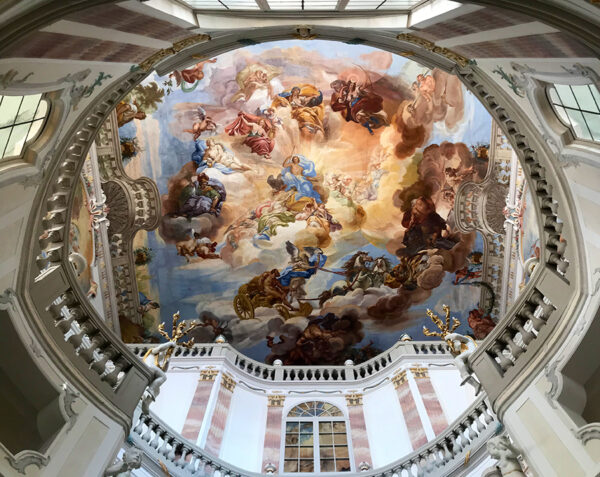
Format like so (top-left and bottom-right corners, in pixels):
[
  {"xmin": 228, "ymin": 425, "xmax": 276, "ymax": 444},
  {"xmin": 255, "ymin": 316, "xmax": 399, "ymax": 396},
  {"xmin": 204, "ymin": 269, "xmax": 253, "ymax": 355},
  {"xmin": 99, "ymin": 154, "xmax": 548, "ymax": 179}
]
[
  {"xmin": 547, "ymin": 83, "xmax": 600, "ymax": 142},
  {"xmin": 283, "ymin": 401, "xmax": 351, "ymax": 473},
  {"xmin": 0, "ymin": 93, "xmax": 49, "ymax": 160}
]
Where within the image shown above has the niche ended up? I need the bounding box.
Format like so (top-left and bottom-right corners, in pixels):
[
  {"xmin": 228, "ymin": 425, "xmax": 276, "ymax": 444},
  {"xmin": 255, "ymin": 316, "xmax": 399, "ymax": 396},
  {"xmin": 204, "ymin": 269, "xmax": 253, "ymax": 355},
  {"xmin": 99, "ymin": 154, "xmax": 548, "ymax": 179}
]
[{"xmin": 0, "ymin": 310, "xmax": 65, "ymax": 455}]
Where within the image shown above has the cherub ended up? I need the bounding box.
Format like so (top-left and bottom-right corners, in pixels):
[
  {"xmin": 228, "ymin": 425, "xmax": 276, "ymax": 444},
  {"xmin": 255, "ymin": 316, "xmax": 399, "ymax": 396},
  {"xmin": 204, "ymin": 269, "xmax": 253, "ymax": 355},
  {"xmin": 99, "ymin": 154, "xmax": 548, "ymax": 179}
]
[
  {"xmin": 169, "ymin": 58, "xmax": 216, "ymax": 87},
  {"xmin": 184, "ymin": 106, "xmax": 217, "ymax": 140}
]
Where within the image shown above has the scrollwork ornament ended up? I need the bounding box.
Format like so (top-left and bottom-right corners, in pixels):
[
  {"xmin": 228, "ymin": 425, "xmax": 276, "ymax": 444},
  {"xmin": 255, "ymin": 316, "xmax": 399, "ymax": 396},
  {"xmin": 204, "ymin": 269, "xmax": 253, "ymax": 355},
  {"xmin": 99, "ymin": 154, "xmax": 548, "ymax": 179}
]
[
  {"xmin": 4, "ymin": 449, "xmax": 50, "ymax": 474},
  {"xmin": 60, "ymin": 383, "xmax": 81, "ymax": 432},
  {"xmin": 0, "ymin": 287, "xmax": 16, "ymax": 310}
]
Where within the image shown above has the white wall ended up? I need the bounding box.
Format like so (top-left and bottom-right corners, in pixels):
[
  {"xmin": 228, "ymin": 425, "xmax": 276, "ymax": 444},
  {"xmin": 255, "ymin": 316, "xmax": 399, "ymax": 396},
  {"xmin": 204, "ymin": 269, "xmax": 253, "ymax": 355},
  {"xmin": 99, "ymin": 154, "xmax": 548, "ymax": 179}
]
[
  {"xmin": 362, "ymin": 382, "xmax": 412, "ymax": 468},
  {"xmin": 151, "ymin": 370, "xmax": 199, "ymax": 433},
  {"xmin": 220, "ymin": 386, "xmax": 267, "ymax": 472},
  {"xmin": 429, "ymin": 366, "xmax": 477, "ymax": 423}
]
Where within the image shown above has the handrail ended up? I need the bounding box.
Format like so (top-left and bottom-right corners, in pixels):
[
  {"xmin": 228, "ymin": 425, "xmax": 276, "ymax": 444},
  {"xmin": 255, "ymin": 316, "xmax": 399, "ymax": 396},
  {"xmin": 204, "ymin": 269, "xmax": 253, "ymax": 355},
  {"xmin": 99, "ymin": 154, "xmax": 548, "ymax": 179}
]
[
  {"xmin": 131, "ymin": 395, "xmax": 496, "ymax": 476},
  {"xmin": 17, "ymin": 65, "xmax": 156, "ymax": 432},
  {"xmin": 456, "ymin": 63, "xmax": 582, "ymax": 419},
  {"xmin": 127, "ymin": 340, "xmax": 450, "ymax": 383}
]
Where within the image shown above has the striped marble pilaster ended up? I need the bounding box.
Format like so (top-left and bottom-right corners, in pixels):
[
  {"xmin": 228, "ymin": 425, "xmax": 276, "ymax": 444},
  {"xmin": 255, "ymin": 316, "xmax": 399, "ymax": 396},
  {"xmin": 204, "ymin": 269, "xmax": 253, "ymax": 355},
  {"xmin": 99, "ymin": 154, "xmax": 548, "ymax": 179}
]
[
  {"xmin": 411, "ymin": 367, "xmax": 448, "ymax": 435},
  {"xmin": 261, "ymin": 394, "xmax": 285, "ymax": 473},
  {"xmin": 204, "ymin": 372, "xmax": 236, "ymax": 457},
  {"xmin": 181, "ymin": 367, "xmax": 218, "ymax": 442},
  {"xmin": 392, "ymin": 370, "xmax": 427, "ymax": 450},
  {"xmin": 345, "ymin": 393, "xmax": 372, "ymax": 471}
]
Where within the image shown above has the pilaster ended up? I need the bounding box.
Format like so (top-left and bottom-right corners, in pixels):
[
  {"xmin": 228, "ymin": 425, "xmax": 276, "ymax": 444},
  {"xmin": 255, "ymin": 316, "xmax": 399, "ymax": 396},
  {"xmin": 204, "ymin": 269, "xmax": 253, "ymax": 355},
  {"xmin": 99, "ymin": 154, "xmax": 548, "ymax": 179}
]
[
  {"xmin": 204, "ymin": 372, "xmax": 237, "ymax": 457},
  {"xmin": 345, "ymin": 393, "xmax": 372, "ymax": 471},
  {"xmin": 410, "ymin": 367, "xmax": 448, "ymax": 435},
  {"xmin": 392, "ymin": 370, "xmax": 427, "ymax": 449},
  {"xmin": 181, "ymin": 367, "xmax": 218, "ymax": 443},
  {"xmin": 261, "ymin": 394, "xmax": 286, "ymax": 473}
]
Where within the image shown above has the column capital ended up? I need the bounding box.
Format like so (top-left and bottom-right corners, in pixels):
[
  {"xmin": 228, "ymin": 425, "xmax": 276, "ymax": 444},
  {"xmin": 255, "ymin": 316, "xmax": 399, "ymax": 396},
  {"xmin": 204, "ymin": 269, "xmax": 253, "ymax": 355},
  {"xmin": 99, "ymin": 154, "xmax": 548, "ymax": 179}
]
[
  {"xmin": 345, "ymin": 393, "xmax": 363, "ymax": 406},
  {"xmin": 220, "ymin": 372, "xmax": 236, "ymax": 392},
  {"xmin": 199, "ymin": 367, "xmax": 218, "ymax": 381},
  {"xmin": 410, "ymin": 367, "xmax": 429, "ymax": 379},
  {"xmin": 392, "ymin": 370, "xmax": 408, "ymax": 388},
  {"xmin": 267, "ymin": 394, "xmax": 285, "ymax": 407}
]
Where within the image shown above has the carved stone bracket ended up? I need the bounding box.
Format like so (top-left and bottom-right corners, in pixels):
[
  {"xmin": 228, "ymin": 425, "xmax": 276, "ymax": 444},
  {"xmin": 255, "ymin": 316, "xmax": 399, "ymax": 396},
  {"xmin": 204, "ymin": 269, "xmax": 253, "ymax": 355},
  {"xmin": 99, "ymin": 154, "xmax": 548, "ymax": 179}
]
[
  {"xmin": 3, "ymin": 448, "xmax": 50, "ymax": 475},
  {"xmin": 95, "ymin": 110, "xmax": 161, "ymax": 324}
]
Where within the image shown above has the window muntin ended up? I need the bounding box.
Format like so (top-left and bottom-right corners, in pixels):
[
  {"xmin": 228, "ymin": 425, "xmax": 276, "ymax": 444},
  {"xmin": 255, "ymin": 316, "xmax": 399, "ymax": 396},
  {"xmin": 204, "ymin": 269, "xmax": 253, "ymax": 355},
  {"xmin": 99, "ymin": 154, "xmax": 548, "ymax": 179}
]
[
  {"xmin": 283, "ymin": 402, "xmax": 351, "ymax": 473},
  {"xmin": 547, "ymin": 83, "xmax": 600, "ymax": 142},
  {"xmin": 0, "ymin": 94, "xmax": 49, "ymax": 159}
]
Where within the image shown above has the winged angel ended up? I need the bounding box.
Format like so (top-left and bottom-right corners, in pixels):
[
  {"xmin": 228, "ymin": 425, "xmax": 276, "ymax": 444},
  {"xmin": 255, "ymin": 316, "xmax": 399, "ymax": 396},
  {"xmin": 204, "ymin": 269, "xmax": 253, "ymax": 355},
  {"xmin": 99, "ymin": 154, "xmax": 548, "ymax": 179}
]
[{"xmin": 230, "ymin": 63, "xmax": 281, "ymax": 103}]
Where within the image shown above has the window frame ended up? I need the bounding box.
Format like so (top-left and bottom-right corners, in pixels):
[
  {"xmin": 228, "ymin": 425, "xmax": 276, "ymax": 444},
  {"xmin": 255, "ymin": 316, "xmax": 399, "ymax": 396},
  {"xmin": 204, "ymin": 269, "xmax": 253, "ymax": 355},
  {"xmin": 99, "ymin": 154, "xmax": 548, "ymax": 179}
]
[
  {"xmin": 545, "ymin": 83, "xmax": 600, "ymax": 144},
  {"xmin": 281, "ymin": 401, "xmax": 354, "ymax": 474},
  {"xmin": 0, "ymin": 93, "xmax": 50, "ymax": 161}
]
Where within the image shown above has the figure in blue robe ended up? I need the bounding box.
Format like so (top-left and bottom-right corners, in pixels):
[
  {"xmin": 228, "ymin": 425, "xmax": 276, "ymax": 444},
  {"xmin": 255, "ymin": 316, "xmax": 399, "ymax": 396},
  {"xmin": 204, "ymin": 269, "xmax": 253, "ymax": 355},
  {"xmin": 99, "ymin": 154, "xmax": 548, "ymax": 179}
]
[
  {"xmin": 281, "ymin": 154, "xmax": 322, "ymax": 203},
  {"xmin": 278, "ymin": 248, "xmax": 327, "ymax": 287},
  {"xmin": 191, "ymin": 140, "xmax": 235, "ymax": 175}
]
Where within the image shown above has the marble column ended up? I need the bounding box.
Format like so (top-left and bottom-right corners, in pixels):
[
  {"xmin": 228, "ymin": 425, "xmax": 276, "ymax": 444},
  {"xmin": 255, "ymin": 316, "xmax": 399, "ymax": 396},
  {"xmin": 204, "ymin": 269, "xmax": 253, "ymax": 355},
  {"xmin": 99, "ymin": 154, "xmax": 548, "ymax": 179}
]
[
  {"xmin": 410, "ymin": 367, "xmax": 448, "ymax": 435},
  {"xmin": 392, "ymin": 370, "xmax": 427, "ymax": 449},
  {"xmin": 345, "ymin": 393, "xmax": 372, "ymax": 471},
  {"xmin": 204, "ymin": 372, "xmax": 236, "ymax": 457},
  {"xmin": 261, "ymin": 394, "xmax": 285, "ymax": 473},
  {"xmin": 181, "ymin": 367, "xmax": 219, "ymax": 442}
]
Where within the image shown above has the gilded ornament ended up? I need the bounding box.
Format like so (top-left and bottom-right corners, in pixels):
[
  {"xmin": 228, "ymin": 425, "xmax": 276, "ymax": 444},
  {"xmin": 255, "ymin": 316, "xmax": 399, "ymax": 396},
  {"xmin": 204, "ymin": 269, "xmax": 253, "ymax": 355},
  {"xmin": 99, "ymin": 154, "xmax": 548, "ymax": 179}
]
[{"xmin": 396, "ymin": 33, "xmax": 470, "ymax": 67}]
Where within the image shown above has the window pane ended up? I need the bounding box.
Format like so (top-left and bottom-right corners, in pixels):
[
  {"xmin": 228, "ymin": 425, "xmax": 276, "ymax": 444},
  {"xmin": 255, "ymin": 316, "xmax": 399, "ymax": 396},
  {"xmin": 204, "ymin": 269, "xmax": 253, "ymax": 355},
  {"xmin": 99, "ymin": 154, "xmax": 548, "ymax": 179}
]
[
  {"xmin": 336, "ymin": 459, "xmax": 351, "ymax": 472},
  {"xmin": 0, "ymin": 128, "xmax": 10, "ymax": 158},
  {"xmin": 320, "ymin": 459, "xmax": 335, "ymax": 472},
  {"xmin": 16, "ymin": 94, "xmax": 41, "ymax": 122},
  {"xmin": 26, "ymin": 118, "xmax": 44, "ymax": 142},
  {"xmin": 285, "ymin": 447, "xmax": 299, "ymax": 458},
  {"xmin": 299, "ymin": 447, "xmax": 314, "ymax": 458},
  {"xmin": 319, "ymin": 433, "xmax": 333, "ymax": 445},
  {"xmin": 319, "ymin": 422, "xmax": 332, "ymax": 433},
  {"xmin": 299, "ymin": 433, "xmax": 313, "ymax": 446},
  {"xmin": 335, "ymin": 445, "xmax": 349, "ymax": 458},
  {"xmin": 591, "ymin": 85, "xmax": 600, "ymax": 109},
  {"xmin": 583, "ymin": 112, "xmax": 600, "ymax": 141},
  {"xmin": 553, "ymin": 104, "xmax": 571, "ymax": 126},
  {"xmin": 299, "ymin": 460, "xmax": 314, "ymax": 472},
  {"xmin": 286, "ymin": 422, "xmax": 299, "ymax": 433},
  {"xmin": 284, "ymin": 460, "xmax": 298, "ymax": 472},
  {"xmin": 555, "ymin": 84, "xmax": 578, "ymax": 109},
  {"xmin": 320, "ymin": 446, "xmax": 334, "ymax": 458},
  {"xmin": 332, "ymin": 422, "xmax": 346, "ymax": 433},
  {"xmin": 0, "ymin": 96, "xmax": 23, "ymax": 128},
  {"xmin": 300, "ymin": 422, "xmax": 312, "ymax": 433},
  {"xmin": 567, "ymin": 109, "xmax": 593, "ymax": 140},
  {"xmin": 334, "ymin": 433, "xmax": 348, "ymax": 445},
  {"xmin": 571, "ymin": 85, "xmax": 599, "ymax": 113},
  {"xmin": 548, "ymin": 87, "xmax": 561, "ymax": 105},
  {"xmin": 286, "ymin": 434, "xmax": 299, "ymax": 445},
  {"xmin": 4, "ymin": 122, "xmax": 30, "ymax": 157},
  {"xmin": 35, "ymin": 99, "xmax": 48, "ymax": 120}
]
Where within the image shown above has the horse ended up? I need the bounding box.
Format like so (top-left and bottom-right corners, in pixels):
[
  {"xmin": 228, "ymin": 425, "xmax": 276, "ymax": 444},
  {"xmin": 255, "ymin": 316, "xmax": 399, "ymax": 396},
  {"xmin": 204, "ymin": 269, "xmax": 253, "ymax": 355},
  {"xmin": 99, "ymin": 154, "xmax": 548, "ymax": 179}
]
[{"xmin": 318, "ymin": 251, "xmax": 373, "ymax": 305}]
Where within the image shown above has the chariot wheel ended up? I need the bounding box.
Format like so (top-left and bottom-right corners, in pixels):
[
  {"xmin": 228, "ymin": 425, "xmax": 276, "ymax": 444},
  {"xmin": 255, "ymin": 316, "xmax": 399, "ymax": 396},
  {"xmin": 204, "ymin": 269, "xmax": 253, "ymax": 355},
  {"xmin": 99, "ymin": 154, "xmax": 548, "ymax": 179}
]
[
  {"xmin": 233, "ymin": 293, "xmax": 255, "ymax": 320},
  {"xmin": 275, "ymin": 304, "xmax": 291, "ymax": 320}
]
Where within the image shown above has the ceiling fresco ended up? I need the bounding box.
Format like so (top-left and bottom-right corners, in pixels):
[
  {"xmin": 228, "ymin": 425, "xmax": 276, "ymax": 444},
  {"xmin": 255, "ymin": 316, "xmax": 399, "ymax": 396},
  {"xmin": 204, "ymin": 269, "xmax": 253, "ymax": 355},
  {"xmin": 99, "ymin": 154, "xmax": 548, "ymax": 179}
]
[{"xmin": 117, "ymin": 40, "xmax": 500, "ymax": 365}]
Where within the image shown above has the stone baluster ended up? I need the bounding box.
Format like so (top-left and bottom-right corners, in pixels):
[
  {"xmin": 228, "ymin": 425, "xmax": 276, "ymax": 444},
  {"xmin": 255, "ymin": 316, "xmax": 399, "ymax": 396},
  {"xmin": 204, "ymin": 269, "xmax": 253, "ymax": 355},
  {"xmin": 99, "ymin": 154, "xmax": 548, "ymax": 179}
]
[
  {"xmin": 520, "ymin": 306, "xmax": 546, "ymax": 331},
  {"xmin": 149, "ymin": 425, "xmax": 162, "ymax": 449},
  {"xmin": 512, "ymin": 319, "xmax": 535, "ymax": 346},
  {"xmin": 502, "ymin": 330, "xmax": 525, "ymax": 359},
  {"xmin": 490, "ymin": 343, "xmax": 513, "ymax": 371}
]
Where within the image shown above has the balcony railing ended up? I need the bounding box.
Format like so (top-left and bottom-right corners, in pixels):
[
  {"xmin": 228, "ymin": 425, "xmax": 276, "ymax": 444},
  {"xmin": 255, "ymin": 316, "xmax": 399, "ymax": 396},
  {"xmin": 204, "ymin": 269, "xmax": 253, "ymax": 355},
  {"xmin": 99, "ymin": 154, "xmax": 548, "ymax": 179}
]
[
  {"xmin": 127, "ymin": 340, "xmax": 450, "ymax": 383},
  {"xmin": 131, "ymin": 395, "xmax": 496, "ymax": 477}
]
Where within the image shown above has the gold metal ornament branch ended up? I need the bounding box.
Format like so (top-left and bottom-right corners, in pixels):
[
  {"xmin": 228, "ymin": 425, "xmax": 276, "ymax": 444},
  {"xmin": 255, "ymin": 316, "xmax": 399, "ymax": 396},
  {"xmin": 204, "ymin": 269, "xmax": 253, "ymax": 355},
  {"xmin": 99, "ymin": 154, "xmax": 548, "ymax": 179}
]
[
  {"xmin": 396, "ymin": 33, "xmax": 470, "ymax": 68},
  {"xmin": 157, "ymin": 311, "xmax": 202, "ymax": 347},
  {"xmin": 422, "ymin": 304, "xmax": 461, "ymax": 339}
]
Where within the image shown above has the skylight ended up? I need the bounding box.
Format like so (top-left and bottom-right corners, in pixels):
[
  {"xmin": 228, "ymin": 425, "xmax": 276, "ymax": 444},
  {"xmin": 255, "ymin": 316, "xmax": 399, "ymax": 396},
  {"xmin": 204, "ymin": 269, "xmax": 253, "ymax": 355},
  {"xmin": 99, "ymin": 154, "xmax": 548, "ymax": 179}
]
[{"xmin": 181, "ymin": 0, "xmax": 424, "ymax": 11}]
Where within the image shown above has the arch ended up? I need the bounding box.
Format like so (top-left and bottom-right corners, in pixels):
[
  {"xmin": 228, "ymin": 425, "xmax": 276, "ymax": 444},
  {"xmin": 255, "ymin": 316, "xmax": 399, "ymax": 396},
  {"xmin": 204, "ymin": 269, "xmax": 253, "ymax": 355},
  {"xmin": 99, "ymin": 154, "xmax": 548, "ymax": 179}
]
[{"xmin": 287, "ymin": 401, "xmax": 344, "ymax": 418}]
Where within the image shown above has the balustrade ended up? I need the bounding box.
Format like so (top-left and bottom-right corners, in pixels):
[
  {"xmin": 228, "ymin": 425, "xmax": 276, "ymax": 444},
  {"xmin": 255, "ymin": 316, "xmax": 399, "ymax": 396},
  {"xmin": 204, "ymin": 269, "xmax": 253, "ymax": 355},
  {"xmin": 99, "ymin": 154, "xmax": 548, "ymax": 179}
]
[
  {"xmin": 128, "ymin": 340, "xmax": 449, "ymax": 384},
  {"xmin": 130, "ymin": 395, "xmax": 496, "ymax": 477}
]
